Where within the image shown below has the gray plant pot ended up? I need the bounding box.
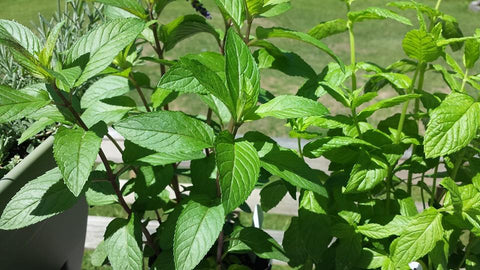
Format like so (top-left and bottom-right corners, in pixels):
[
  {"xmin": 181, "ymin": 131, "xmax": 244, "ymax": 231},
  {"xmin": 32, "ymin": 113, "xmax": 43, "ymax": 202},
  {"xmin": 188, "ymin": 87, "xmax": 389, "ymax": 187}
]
[{"xmin": 0, "ymin": 136, "xmax": 88, "ymax": 270}]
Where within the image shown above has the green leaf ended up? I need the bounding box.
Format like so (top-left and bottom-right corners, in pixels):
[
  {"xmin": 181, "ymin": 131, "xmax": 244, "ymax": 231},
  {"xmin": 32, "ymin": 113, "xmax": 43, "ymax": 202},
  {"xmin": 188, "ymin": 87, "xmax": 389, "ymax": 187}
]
[
  {"xmin": 230, "ymin": 227, "xmax": 289, "ymax": 262},
  {"xmin": 225, "ymin": 29, "xmax": 260, "ymax": 119},
  {"xmin": 66, "ymin": 18, "xmax": 145, "ymax": 85},
  {"xmin": 90, "ymin": 241, "xmax": 108, "ymax": 267},
  {"xmin": 90, "ymin": 0, "xmax": 147, "ymax": 19},
  {"xmin": 260, "ymin": 0, "xmax": 291, "ymax": 17},
  {"xmin": 357, "ymin": 248, "xmax": 388, "ymax": 269},
  {"xmin": 0, "ymin": 19, "xmax": 41, "ymax": 54},
  {"xmin": 81, "ymin": 76, "xmax": 131, "ymax": 108},
  {"xmin": 174, "ymin": 196, "xmax": 225, "ymax": 270},
  {"xmin": 81, "ymin": 96, "xmax": 135, "ymax": 128},
  {"xmin": 440, "ymin": 177, "xmax": 462, "ymax": 211},
  {"xmin": 104, "ymin": 215, "xmax": 143, "ymax": 270},
  {"xmin": 370, "ymin": 72, "xmax": 412, "ymax": 90},
  {"xmin": 402, "ymin": 29, "xmax": 441, "ymax": 62},
  {"xmin": 159, "ymin": 15, "xmax": 220, "ymax": 51},
  {"xmin": 18, "ymin": 117, "xmax": 55, "ymax": 144},
  {"xmin": 282, "ymin": 218, "xmax": 309, "ymax": 266},
  {"xmin": 439, "ymin": 15, "xmax": 464, "ymax": 52},
  {"xmin": 308, "ymin": 19, "xmax": 348, "ymax": 40},
  {"xmin": 214, "ymin": 0, "xmax": 245, "ymax": 27},
  {"xmin": 357, "ymin": 94, "xmax": 421, "ymax": 120},
  {"xmin": 114, "ymin": 111, "xmax": 215, "ymax": 153},
  {"xmin": 251, "ymin": 95, "xmax": 328, "ymax": 119},
  {"xmin": 348, "ymin": 7, "xmax": 411, "ymax": 25},
  {"xmin": 53, "ymin": 127, "xmax": 103, "ymax": 196},
  {"xmin": 0, "ymin": 168, "xmax": 78, "ymax": 230},
  {"xmin": 246, "ymin": 0, "xmax": 264, "ymax": 16},
  {"xmin": 464, "ymin": 39, "xmax": 480, "ymax": 69},
  {"xmin": 215, "ymin": 131, "xmax": 260, "ymax": 213},
  {"xmin": 424, "ymin": 93, "xmax": 480, "ymax": 158},
  {"xmin": 123, "ymin": 140, "xmax": 206, "ymax": 166},
  {"xmin": 245, "ymin": 132, "xmax": 328, "ymax": 197},
  {"xmin": 256, "ymin": 26, "xmax": 344, "ymax": 70},
  {"xmin": 391, "ymin": 208, "xmax": 444, "ymax": 267},
  {"xmin": 345, "ymin": 154, "xmax": 388, "ymax": 193},
  {"xmin": 85, "ymin": 180, "xmax": 117, "ymax": 206},
  {"xmin": 39, "ymin": 21, "xmax": 64, "ymax": 66},
  {"xmin": 0, "ymin": 85, "xmax": 50, "ymax": 124},
  {"xmin": 303, "ymin": 136, "xmax": 377, "ymax": 158},
  {"xmin": 260, "ymin": 180, "xmax": 287, "ymax": 212}
]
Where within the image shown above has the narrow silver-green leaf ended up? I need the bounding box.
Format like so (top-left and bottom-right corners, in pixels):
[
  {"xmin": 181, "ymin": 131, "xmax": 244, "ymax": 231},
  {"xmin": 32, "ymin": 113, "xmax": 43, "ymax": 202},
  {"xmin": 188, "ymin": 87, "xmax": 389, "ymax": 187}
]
[
  {"xmin": 66, "ymin": 18, "xmax": 145, "ymax": 85},
  {"xmin": 0, "ymin": 85, "xmax": 50, "ymax": 124},
  {"xmin": 174, "ymin": 196, "xmax": 225, "ymax": 270},
  {"xmin": 424, "ymin": 93, "xmax": 480, "ymax": 158},
  {"xmin": 216, "ymin": 131, "xmax": 260, "ymax": 213},
  {"xmin": 53, "ymin": 127, "xmax": 103, "ymax": 196},
  {"xmin": 114, "ymin": 111, "xmax": 215, "ymax": 153},
  {"xmin": 0, "ymin": 168, "xmax": 77, "ymax": 230}
]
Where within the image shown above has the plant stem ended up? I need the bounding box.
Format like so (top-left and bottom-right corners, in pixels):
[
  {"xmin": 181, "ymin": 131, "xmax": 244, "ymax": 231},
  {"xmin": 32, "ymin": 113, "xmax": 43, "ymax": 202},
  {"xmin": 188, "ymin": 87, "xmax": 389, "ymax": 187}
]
[
  {"xmin": 216, "ymin": 231, "xmax": 224, "ymax": 269},
  {"xmin": 348, "ymin": 25, "xmax": 357, "ymax": 91},
  {"xmin": 435, "ymin": 0, "xmax": 443, "ymax": 10},
  {"xmin": 106, "ymin": 133, "xmax": 124, "ymax": 154},
  {"xmin": 297, "ymin": 137, "xmax": 303, "ymax": 158},
  {"xmin": 51, "ymin": 83, "xmax": 159, "ymax": 255},
  {"xmin": 432, "ymin": 163, "xmax": 439, "ymax": 202},
  {"xmin": 461, "ymin": 68, "xmax": 469, "ymax": 92},
  {"xmin": 420, "ymin": 173, "xmax": 426, "ymax": 210},
  {"xmin": 385, "ymin": 165, "xmax": 394, "ymax": 212},
  {"xmin": 395, "ymin": 62, "xmax": 421, "ymax": 144},
  {"xmin": 129, "ymin": 75, "xmax": 151, "ymax": 112}
]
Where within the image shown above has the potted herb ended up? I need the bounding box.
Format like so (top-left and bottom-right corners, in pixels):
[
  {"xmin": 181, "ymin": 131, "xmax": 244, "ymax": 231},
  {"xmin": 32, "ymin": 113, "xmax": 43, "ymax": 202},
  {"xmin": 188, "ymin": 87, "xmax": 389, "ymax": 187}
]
[{"xmin": 1, "ymin": 0, "xmax": 480, "ymax": 269}]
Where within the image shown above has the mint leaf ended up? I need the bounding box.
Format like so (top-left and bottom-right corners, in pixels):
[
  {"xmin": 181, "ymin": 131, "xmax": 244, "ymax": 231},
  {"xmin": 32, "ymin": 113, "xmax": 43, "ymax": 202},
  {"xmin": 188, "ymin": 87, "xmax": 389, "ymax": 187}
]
[
  {"xmin": 214, "ymin": 0, "xmax": 245, "ymax": 27},
  {"xmin": 115, "ymin": 111, "xmax": 215, "ymax": 153},
  {"xmin": 348, "ymin": 7, "xmax": 411, "ymax": 25},
  {"xmin": 230, "ymin": 227, "xmax": 289, "ymax": 262},
  {"xmin": 464, "ymin": 39, "xmax": 480, "ymax": 69},
  {"xmin": 260, "ymin": 180, "xmax": 287, "ymax": 212},
  {"xmin": 104, "ymin": 215, "xmax": 143, "ymax": 270},
  {"xmin": 174, "ymin": 196, "xmax": 225, "ymax": 270},
  {"xmin": 0, "ymin": 19, "xmax": 41, "ymax": 54},
  {"xmin": 0, "ymin": 168, "xmax": 78, "ymax": 230},
  {"xmin": 252, "ymin": 95, "xmax": 328, "ymax": 119},
  {"xmin": 216, "ymin": 131, "xmax": 260, "ymax": 213},
  {"xmin": 391, "ymin": 208, "xmax": 443, "ymax": 267},
  {"xmin": 308, "ymin": 19, "xmax": 348, "ymax": 40},
  {"xmin": 345, "ymin": 155, "xmax": 388, "ymax": 193},
  {"xmin": 66, "ymin": 18, "xmax": 145, "ymax": 85},
  {"xmin": 91, "ymin": 0, "xmax": 147, "ymax": 19},
  {"xmin": 160, "ymin": 15, "xmax": 220, "ymax": 51},
  {"xmin": 424, "ymin": 93, "xmax": 480, "ymax": 158},
  {"xmin": 53, "ymin": 127, "xmax": 103, "ymax": 196},
  {"xmin": 256, "ymin": 26, "xmax": 344, "ymax": 70},
  {"xmin": 0, "ymin": 85, "xmax": 50, "ymax": 124},
  {"xmin": 402, "ymin": 29, "xmax": 441, "ymax": 62},
  {"xmin": 357, "ymin": 94, "xmax": 421, "ymax": 120},
  {"xmin": 225, "ymin": 29, "xmax": 260, "ymax": 119},
  {"xmin": 81, "ymin": 76, "xmax": 130, "ymax": 109},
  {"xmin": 245, "ymin": 132, "xmax": 328, "ymax": 197},
  {"xmin": 81, "ymin": 96, "xmax": 135, "ymax": 128}
]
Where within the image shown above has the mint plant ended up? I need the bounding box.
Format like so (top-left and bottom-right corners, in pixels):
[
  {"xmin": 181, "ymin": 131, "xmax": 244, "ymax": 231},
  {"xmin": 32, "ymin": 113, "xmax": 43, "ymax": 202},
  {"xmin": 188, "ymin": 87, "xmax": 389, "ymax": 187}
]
[{"xmin": 0, "ymin": 0, "xmax": 480, "ymax": 269}]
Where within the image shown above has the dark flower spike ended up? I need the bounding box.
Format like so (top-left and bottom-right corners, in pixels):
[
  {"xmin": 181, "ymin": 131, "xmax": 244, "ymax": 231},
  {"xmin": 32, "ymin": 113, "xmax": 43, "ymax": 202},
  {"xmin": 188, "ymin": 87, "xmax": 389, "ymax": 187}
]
[{"xmin": 188, "ymin": 0, "xmax": 212, "ymax": 19}]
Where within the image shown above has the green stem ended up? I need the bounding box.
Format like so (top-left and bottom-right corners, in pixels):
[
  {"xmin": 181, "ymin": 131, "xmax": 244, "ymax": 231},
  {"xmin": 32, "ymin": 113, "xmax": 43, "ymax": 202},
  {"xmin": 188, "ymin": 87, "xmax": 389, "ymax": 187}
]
[
  {"xmin": 348, "ymin": 25, "xmax": 357, "ymax": 91},
  {"xmin": 432, "ymin": 163, "xmax": 439, "ymax": 203},
  {"xmin": 297, "ymin": 137, "xmax": 303, "ymax": 158},
  {"xmin": 395, "ymin": 63, "xmax": 421, "ymax": 144},
  {"xmin": 452, "ymin": 149, "xmax": 466, "ymax": 181},
  {"xmin": 386, "ymin": 165, "xmax": 395, "ymax": 212},
  {"xmin": 435, "ymin": 0, "xmax": 443, "ymax": 10},
  {"xmin": 461, "ymin": 68, "xmax": 469, "ymax": 92},
  {"xmin": 420, "ymin": 173, "xmax": 426, "ymax": 210}
]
